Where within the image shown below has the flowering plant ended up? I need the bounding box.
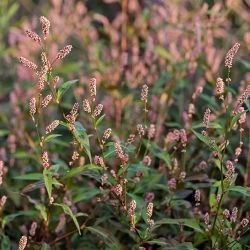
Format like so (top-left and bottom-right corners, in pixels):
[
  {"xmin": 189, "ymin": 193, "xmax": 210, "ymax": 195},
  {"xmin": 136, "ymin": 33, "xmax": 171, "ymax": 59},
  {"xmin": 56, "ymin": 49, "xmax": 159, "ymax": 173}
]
[{"xmin": 0, "ymin": 2, "xmax": 250, "ymax": 249}]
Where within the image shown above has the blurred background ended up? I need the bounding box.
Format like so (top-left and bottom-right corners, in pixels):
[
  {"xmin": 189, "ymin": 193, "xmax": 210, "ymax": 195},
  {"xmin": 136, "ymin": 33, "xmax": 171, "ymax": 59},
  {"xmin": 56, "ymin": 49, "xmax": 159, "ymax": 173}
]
[{"xmin": 1, "ymin": 0, "xmax": 250, "ymax": 136}]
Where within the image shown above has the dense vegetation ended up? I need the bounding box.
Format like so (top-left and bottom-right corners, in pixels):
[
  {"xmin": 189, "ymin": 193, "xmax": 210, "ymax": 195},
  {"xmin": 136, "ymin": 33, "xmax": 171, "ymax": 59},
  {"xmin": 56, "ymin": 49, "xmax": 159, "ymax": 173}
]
[{"xmin": 0, "ymin": 0, "xmax": 250, "ymax": 249}]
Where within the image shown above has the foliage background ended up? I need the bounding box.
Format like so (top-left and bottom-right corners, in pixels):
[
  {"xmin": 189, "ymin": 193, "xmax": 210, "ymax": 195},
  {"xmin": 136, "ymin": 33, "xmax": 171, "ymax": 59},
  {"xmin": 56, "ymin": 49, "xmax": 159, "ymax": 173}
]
[{"xmin": 0, "ymin": 0, "xmax": 250, "ymax": 249}]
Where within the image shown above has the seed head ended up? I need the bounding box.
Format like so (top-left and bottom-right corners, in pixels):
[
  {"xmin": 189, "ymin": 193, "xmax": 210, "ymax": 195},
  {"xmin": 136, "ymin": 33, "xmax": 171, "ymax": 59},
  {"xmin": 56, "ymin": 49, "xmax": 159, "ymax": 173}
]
[
  {"xmin": 137, "ymin": 124, "xmax": 145, "ymax": 137},
  {"xmin": 235, "ymin": 147, "xmax": 242, "ymax": 157},
  {"xmin": 66, "ymin": 103, "xmax": 79, "ymax": 123},
  {"xmin": 40, "ymin": 16, "xmax": 50, "ymax": 40},
  {"xmin": 194, "ymin": 189, "xmax": 201, "ymax": 206},
  {"xmin": 25, "ymin": 29, "xmax": 42, "ymax": 44},
  {"xmin": 72, "ymin": 151, "xmax": 79, "ymax": 161},
  {"xmin": 241, "ymin": 218, "xmax": 249, "ymax": 228},
  {"xmin": 103, "ymin": 128, "xmax": 112, "ymax": 141},
  {"xmin": 216, "ymin": 78, "xmax": 224, "ymax": 97},
  {"xmin": 230, "ymin": 207, "xmax": 238, "ymax": 223},
  {"xmin": 128, "ymin": 200, "xmax": 137, "ymax": 216},
  {"xmin": 71, "ymin": 103, "xmax": 79, "ymax": 116},
  {"xmin": 148, "ymin": 124, "xmax": 156, "ymax": 140},
  {"xmin": 127, "ymin": 134, "xmax": 135, "ymax": 144},
  {"xmin": 46, "ymin": 120, "xmax": 59, "ymax": 134},
  {"xmin": 83, "ymin": 99, "xmax": 91, "ymax": 113},
  {"xmin": 19, "ymin": 57, "xmax": 38, "ymax": 71},
  {"xmin": 203, "ymin": 108, "xmax": 211, "ymax": 128},
  {"xmin": 56, "ymin": 45, "xmax": 73, "ymax": 60},
  {"xmin": 225, "ymin": 43, "xmax": 240, "ymax": 69},
  {"xmin": 225, "ymin": 160, "xmax": 235, "ymax": 182},
  {"xmin": 114, "ymin": 142, "xmax": 128, "ymax": 165},
  {"xmin": 93, "ymin": 104, "xmax": 103, "ymax": 117},
  {"xmin": 180, "ymin": 129, "xmax": 187, "ymax": 145},
  {"xmin": 29, "ymin": 98, "xmax": 36, "ymax": 117},
  {"xmin": 204, "ymin": 212, "xmax": 209, "ymax": 225},
  {"xmin": 38, "ymin": 65, "xmax": 49, "ymax": 90},
  {"xmin": 89, "ymin": 78, "xmax": 97, "ymax": 100},
  {"xmin": 148, "ymin": 219, "xmax": 154, "ymax": 228},
  {"xmin": 94, "ymin": 155, "xmax": 106, "ymax": 169},
  {"xmin": 41, "ymin": 94, "xmax": 52, "ymax": 108},
  {"xmin": 42, "ymin": 151, "xmax": 50, "ymax": 169},
  {"xmin": 114, "ymin": 184, "xmax": 123, "ymax": 196},
  {"xmin": 19, "ymin": 236, "xmax": 28, "ymax": 250},
  {"xmin": 143, "ymin": 155, "xmax": 152, "ymax": 166},
  {"xmin": 41, "ymin": 52, "xmax": 51, "ymax": 70},
  {"xmin": 223, "ymin": 209, "xmax": 230, "ymax": 219},
  {"xmin": 168, "ymin": 178, "xmax": 176, "ymax": 190},
  {"xmin": 141, "ymin": 84, "xmax": 148, "ymax": 102},
  {"xmin": 238, "ymin": 107, "xmax": 246, "ymax": 124},
  {"xmin": 147, "ymin": 202, "xmax": 153, "ymax": 218},
  {"xmin": 233, "ymin": 86, "xmax": 250, "ymax": 115},
  {"xmin": 101, "ymin": 174, "xmax": 108, "ymax": 186}
]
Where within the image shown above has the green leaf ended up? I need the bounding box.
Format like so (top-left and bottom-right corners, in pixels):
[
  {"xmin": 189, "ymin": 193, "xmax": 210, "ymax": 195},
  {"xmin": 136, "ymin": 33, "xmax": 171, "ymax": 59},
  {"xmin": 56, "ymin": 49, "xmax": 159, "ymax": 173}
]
[
  {"xmin": 56, "ymin": 79, "xmax": 78, "ymax": 102},
  {"xmin": 103, "ymin": 142, "xmax": 116, "ymax": 159},
  {"xmin": 0, "ymin": 130, "xmax": 9, "ymax": 137},
  {"xmin": 2, "ymin": 210, "xmax": 37, "ymax": 228},
  {"xmin": 228, "ymin": 186, "xmax": 250, "ymax": 197},
  {"xmin": 1, "ymin": 234, "xmax": 10, "ymax": 250},
  {"xmin": 73, "ymin": 122, "xmax": 92, "ymax": 163},
  {"xmin": 228, "ymin": 239, "xmax": 242, "ymax": 250},
  {"xmin": 191, "ymin": 122, "xmax": 224, "ymax": 130},
  {"xmin": 14, "ymin": 173, "xmax": 43, "ymax": 180},
  {"xmin": 155, "ymin": 218, "xmax": 204, "ymax": 234},
  {"xmin": 63, "ymin": 164, "xmax": 101, "ymax": 179},
  {"xmin": 35, "ymin": 203, "xmax": 48, "ymax": 221},
  {"xmin": 209, "ymin": 193, "xmax": 217, "ymax": 213},
  {"xmin": 85, "ymin": 226, "xmax": 121, "ymax": 248},
  {"xmin": 165, "ymin": 242, "xmax": 197, "ymax": 250},
  {"xmin": 41, "ymin": 243, "xmax": 51, "ymax": 250},
  {"xmin": 86, "ymin": 226, "xmax": 109, "ymax": 239},
  {"xmin": 147, "ymin": 141, "xmax": 171, "ymax": 168},
  {"xmin": 200, "ymin": 94, "xmax": 219, "ymax": 109},
  {"xmin": 54, "ymin": 203, "xmax": 81, "ymax": 234},
  {"xmin": 14, "ymin": 150, "xmax": 37, "ymax": 161},
  {"xmin": 43, "ymin": 168, "xmax": 53, "ymax": 199},
  {"xmin": 240, "ymin": 59, "xmax": 250, "ymax": 70},
  {"xmin": 192, "ymin": 130, "xmax": 220, "ymax": 153},
  {"xmin": 95, "ymin": 114, "xmax": 105, "ymax": 128},
  {"xmin": 72, "ymin": 188, "xmax": 101, "ymax": 203},
  {"xmin": 146, "ymin": 239, "xmax": 167, "ymax": 246},
  {"xmin": 43, "ymin": 134, "xmax": 62, "ymax": 143}
]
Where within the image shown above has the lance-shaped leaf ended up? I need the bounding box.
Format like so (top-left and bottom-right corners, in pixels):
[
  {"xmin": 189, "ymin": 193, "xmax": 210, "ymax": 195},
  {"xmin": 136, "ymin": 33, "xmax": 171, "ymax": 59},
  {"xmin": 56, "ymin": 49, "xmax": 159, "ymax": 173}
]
[{"xmin": 73, "ymin": 122, "xmax": 92, "ymax": 163}]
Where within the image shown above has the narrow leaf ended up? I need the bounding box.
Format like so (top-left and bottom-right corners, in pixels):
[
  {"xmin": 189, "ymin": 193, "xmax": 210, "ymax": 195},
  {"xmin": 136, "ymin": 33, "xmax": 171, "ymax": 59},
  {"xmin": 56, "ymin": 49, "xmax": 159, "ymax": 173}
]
[
  {"xmin": 73, "ymin": 122, "xmax": 92, "ymax": 163},
  {"xmin": 43, "ymin": 168, "xmax": 53, "ymax": 199},
  {"xmin": 56, "ymin": 79, "xmax": 78, "ymax": 102},
  {"xmin": 54, "ymin": 203, "xmax": 81, "ymax": 235},
  {"xmin": 14, "ymin": 173, "xmax": 43, "ymax": 180}
]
